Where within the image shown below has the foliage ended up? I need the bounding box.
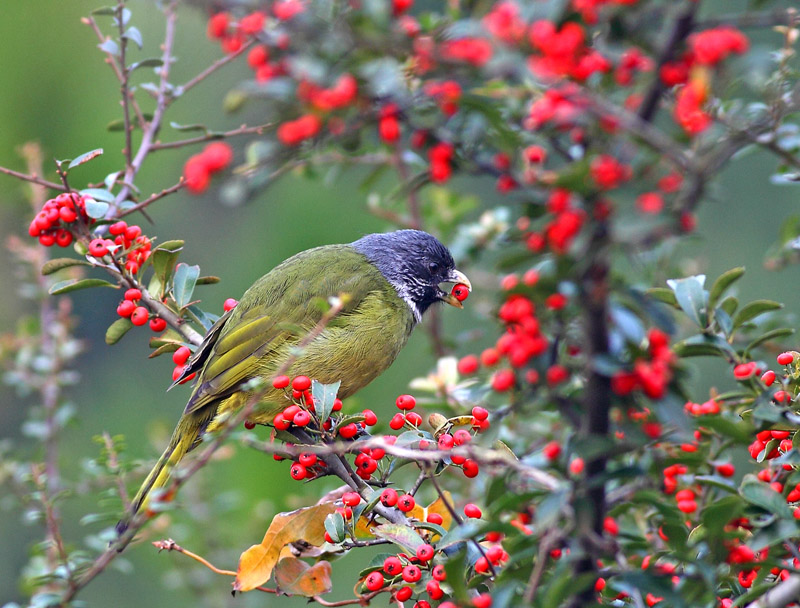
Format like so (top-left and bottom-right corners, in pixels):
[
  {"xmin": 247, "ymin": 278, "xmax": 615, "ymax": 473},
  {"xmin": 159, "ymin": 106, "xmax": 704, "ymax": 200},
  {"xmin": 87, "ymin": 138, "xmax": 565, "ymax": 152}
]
[{"xmin": 3, "ymin": 1, "xmax": 800, "ymax": 607}]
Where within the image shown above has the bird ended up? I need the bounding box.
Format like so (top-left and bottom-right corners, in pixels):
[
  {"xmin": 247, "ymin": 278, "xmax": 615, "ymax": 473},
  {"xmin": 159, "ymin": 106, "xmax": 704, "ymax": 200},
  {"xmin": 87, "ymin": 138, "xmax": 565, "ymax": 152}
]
[{"xmin": 117, "ymin": 229, "xmax": 470, "ymax": 534}]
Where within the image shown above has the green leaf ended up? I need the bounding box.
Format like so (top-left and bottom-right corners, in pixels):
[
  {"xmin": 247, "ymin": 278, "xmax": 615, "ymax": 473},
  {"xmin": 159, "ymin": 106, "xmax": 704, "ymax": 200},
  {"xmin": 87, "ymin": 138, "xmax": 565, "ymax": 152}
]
[
  {"xmin": 312, "ymin": 380, "xmax": 341, "ymax": 423},
  {"xmin": 49, "ymin": 278, "xmax": 116, "ymax": 295},
  {"xmin": 373, "ymin": 524, "xmax": 425, "ymax": 555},
  {"xmin": 701, "ymin": 494, "xmax": 744, "ymax": 537},
  {"xmin": 79, "ymin": 188, "xmax": 115, "ymax": 202},
  {"xmin": 323, "ymin": 512, "xmax": 345, "ymax": 544},
  {"xmin": 172, "ymin": 263, "xmax": 199, "ymax": 309},
  {"xmin": 148, "ymin": 240, "xmax": 184, "ymax": 297},
  {"xmin": 83, "ymin": 199, "xmax": 110, "ymax": 219},
  {"xmin": 666, "ymin": 275, "xmax": 707, "ymax": 327},
  {"xmin": 739, "ymin": 475, "xmax": 794, "ymax": 518},
  {"xmin": 745, "ymin": 328, "xmax": 795, "ymax": 357},
  {"xmin": 124, "ymin": 26, "xmax": 142, "ymax": 49},
  {"xmin": 105, "ymin": 318, "xmax": 133, "ymax": 345},
  {"xmin": 169, "ymin": 121, "xmax": 209, "ymax": 133},
  {"xmin": 733, "ymin": 299, "xmax": 783, "ymax": 330},
  {"xmin": 68, "ymin": 148, "xmax": 103, "ymax": 169},
  {"xmin": 41, "ymin": 258, "xmax": 91, "ymax": 275},
  {"xmin": 719, "ymin": 295, "xmax": 739, "ymax": 316},
  {"xmin": 130, "ymin": 58, "xmax": 163, "ymax": 72},
  {"xmin": 91, "ymin": 6, "xmax": 117, "ymax": 15},
  {"xmin": 672, "ymin": 334, "xmax": 735, "ymax": 358},
  {"xmin": 196, "ymin": 276, "xmax": 221, "ymax": 285},
  {"xmin": 708, "ymin": 267, "xmax": 745, "ymax": 309},
  {"xmin": 695, "ymin": 415, "xmax": 753, "ymax": 443}
]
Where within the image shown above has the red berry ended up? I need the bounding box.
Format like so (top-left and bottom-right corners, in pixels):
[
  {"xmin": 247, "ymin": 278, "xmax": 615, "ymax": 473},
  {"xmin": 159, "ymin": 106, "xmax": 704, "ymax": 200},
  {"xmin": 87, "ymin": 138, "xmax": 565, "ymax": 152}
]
[
  {"xmin": 471, "ymin": 406, "xmax": 489, "ymax": 421},
  {"xmin": 397, "ymin": 494, "xmax": 415, "ymax": 512},
  {"xmin": 491, "ymin": 369, "xmax": 515, "ymax": 392},
  {"xmin": 223, "ymin": 297, "xmax": 238, "ymax": 311},
  {"xmin": 778, "ymin": 352, "xmax": 795, "ymax": 365},
  {"xmin": 273, "ymin": 375, "xmax": 291, "ymax": 389},
  {"xmin": 130, "ymin": 306, "xmax": 149, "ymax": 326},
  {"xmin": 416, "ymin": 544, "xmax": 435, "ymax": 562},
  {"xmin": 290, "ymin": 463, "xmax": 307, "ymax": 480},
  {"xmin": 298, "ymin": 452, "xmax": 317, "ymax": 467},
  {"xmin": 380, "ymin": 488, "xmax": 398, "ymax": 507},
  {"xmin": 273, "ymin": 413, "xmax": 291, "ymax": 431},
  {"xmin": 207, "ymin": 12, "xmax": 230, "ymax": 39},
  {"xmin": 464, "ymin": 503, "xmax": 482, "ymax": 518},
  {"xmin": 432, "ymin": 564, "xmax": 446, "ymax": 581},
  {"xmin": 109, "ymin": 221, "xmax": 127, "ymax": 235},
  {"xmin": 55, "ymin": 229, "xmax": 73, "ymax": 247},
  {"xmin": 426, "ymin": 579, "xmax": 443, "ymax": 599},
  {"xmin": 342, "ymin": 491, "xmax": 361, "ymax": 507},
  {"xmin": 453, "ymin": 429, "xmax": 472, "ymax": 445},
  {"xmin": 415, "ymin": 602, "xmax": 432, "ymax": 608},
  {"xmin": 338, "ymin": 423, "xmax": 358, "ymax": 439},
  {"xmin": 462, "ymin": 459, "xmax": 480, "ymax": 478},
  {"xmin": 149, "ymin": 317, "xmax": 167, "ymax": 332},
  {"xmin": 395, "ymin": 587, "xmax": 413, "ymax": 602},
  {"xmin": 427, "ymin": 513, "xmax": 443, "ymax": 525},
  {"xmin": 88, "ymin": 238, "xmax": 109, "ymax": 257},
  {"xmin": 716, "ymin": 462, "xmax": 735, "ymax": 477},
  {"xmin": 116, "ymin": 300, "xmax": 135, "ymax": 318},
  {"xmin": 293, "ymin": 410, "xmax": 311, "ymax": 427},
  {"xmin": 396, "ymin": 394, "xmax": 416, "ymax": 410},
  {"xmin": 543, "ymin": 440, "xmax": 561, "ymax": 460},
  {"xmin": 406, "ymin": 411, "xmax": 422, "ymax": 426},
  {"xmin": 172, "ymin": 346, "xmax": 191, "ymax": 365},
  {"xmin": 292, "ymin": 375, "xmax": 312, "ymax": 391},
  {"xmin": 383, "ymin": 555, "xmax": 403, "ymax": 575},
  {"xmin": 389, "ymin": 413, "xmax": 406, "ymax": 430},
  {"xmin": 124, "ymin": 225, "xmax": 141, "ymax": 241},
  {"xmin": 451, "ymin": 283, "xmax": 470, "ymax": 302},
  {"xmin": 362, "ymin": 409, "xmax": 378, "ymax": 426},
  {"xmin": 401, "ymin": 565, "xmax": 421, "ymax": 583},
  {"xmin": 244, "ymin": 420, "xmax": 256, "ymax": 430},
  {"xmin": 124, "ymin": 288, "xmax": 142, "ymax": 301},
  {"xmin": 458, "ymin": 355, "xmax": 480, "ymax": 375},
  {"xmin": 677, "ymin": 499, "xmax": 697, "ymax": 513},
  {"xmin": 472, "ymin": 594, "xmax": 492, "ymax": 608},
  {"xmin": 761, "ymin": 370, "xmax": 776, "ymax": 386},
  {"xmin": 438, "ymin": 434, "xmax": 454, "ymax": 450},
  {"xmin": 364, "ymin": 571, "xmax": 384, "ymax": 591}
]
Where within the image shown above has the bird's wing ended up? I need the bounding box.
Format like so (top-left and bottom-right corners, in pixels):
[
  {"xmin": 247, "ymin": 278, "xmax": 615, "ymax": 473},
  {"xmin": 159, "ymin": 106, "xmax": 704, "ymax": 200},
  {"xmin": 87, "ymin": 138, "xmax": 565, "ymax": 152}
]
[{"xmin": 181, "ymin": 245, "xmax": 383, "ymax": 415}]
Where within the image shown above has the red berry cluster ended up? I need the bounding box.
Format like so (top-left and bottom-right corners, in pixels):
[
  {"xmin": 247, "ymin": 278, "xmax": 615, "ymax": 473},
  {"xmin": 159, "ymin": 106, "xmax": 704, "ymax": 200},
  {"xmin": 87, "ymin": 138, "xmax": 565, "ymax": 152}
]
[
  {"xmin": 522, "ymin": 189, "xmax": 586, "ymax": 254},
  {"xmin": 116, "ymin": 287, "xmax": 167, "ymax": 332},
  {"xmin": 107, "ymin": 220, "xmax": 151, "ymax": 275},
  {"xmin": 28, "ymin": 192, "xmax": 93, "ymax": 248},
  {"xmin": 171, "ymin": 345, "xmax": 195, "ymax": 384},
  {"xmin": 610, "ymin": 328, "xmax": 675, "ymax": 401},
  {"xmin": 183, "ymin": 142, "xmax": 234, "ymax": 194}
]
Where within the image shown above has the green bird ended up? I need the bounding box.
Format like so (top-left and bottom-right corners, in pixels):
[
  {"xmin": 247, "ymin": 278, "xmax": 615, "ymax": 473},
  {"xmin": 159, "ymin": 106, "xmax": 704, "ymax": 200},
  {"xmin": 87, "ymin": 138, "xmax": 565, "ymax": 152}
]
[{"xmin": 117, "ymin": 229, "xmax": 469, "ymax": 534}]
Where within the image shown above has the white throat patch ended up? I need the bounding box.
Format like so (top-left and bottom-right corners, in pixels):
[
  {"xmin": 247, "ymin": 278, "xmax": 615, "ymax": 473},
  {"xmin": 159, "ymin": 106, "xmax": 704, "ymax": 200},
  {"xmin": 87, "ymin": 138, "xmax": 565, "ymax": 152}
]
[{"xmin": 389, "ymin": 279, "xmax": 422, "ymax": 323}]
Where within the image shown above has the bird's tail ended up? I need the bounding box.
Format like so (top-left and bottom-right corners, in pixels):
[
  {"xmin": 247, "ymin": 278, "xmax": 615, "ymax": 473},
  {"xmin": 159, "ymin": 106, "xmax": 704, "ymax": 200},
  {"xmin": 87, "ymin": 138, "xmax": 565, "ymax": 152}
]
[{"xmin": 116, "ymin": 416, "xmax": 199, "ymax": 535}]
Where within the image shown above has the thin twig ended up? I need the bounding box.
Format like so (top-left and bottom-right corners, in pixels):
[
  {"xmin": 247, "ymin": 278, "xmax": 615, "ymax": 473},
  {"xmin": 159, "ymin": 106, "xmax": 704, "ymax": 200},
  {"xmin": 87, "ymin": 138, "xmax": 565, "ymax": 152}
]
[
  {"xmin": 179, "ymin": 39, "xmax": 254, "ymax": 96},
  {"xmin": 0, "ymin": 164, "xmax": 64, "ymax": 191},
  {"xmin": 118, "ymin": 178, "xmax": 185, "ymax": 218},
  {"xmin": 150, "ymin": 122, "xmax": 274, "ymax": 151}
]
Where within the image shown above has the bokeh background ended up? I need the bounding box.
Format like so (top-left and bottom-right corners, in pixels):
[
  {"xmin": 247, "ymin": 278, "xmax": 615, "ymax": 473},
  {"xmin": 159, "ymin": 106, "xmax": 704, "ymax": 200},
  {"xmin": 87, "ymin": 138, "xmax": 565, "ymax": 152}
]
[{"xmin": 0, "ymin": 1, "xmax": 798, "ymax": 606}]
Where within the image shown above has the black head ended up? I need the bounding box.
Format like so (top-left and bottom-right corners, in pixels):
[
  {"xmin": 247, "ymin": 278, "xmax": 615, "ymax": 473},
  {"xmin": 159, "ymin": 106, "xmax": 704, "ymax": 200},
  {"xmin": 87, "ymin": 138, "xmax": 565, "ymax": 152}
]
[{"xmin": 352, "ymin": 230, "xmax": 470, "ymax": 321}]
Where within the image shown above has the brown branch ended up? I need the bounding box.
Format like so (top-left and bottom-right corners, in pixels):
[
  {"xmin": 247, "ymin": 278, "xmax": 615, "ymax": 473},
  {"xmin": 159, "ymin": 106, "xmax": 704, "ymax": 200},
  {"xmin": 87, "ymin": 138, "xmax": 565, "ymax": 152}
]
[
  {"xmin": 154, "ymin": 538, "xmax": 387, "ymax": 605},
  {"xmin": 117, "ymin": 2, "xmax": 134, "ymax": 173},
  {"xmin": 0, "ymin": 164, "xmax": 64, "ymax": 191},
  {"xmin": 150, "ymin": 122, "xmax": 274, "ymax": 151},
  {"xmin": 638, "ymin": 0, "xmax": 699, "ymax": 124},
  {"xmin": 179, "ymin": 38, "xmax": 254, "ymax": 96},
  {"xmin": 699, "ymin": 8, "xmax": 799, "ymax": 30},
  {"xmin": 118, "ymin": 178, "xmax": 185, "ymax": 218}
]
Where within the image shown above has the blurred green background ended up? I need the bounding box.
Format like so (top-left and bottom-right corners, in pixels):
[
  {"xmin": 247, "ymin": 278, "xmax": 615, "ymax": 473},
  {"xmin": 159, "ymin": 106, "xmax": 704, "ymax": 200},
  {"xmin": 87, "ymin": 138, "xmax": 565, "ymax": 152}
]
[{"xmin": 0, "ymin": 1, "xmax": 798, "ymax": 606}]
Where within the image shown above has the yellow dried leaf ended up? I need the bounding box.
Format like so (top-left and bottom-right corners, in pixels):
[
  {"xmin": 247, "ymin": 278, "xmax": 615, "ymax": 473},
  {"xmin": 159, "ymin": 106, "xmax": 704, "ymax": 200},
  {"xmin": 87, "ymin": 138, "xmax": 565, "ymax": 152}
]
[
  {"xmin": 234, "ymin": 502, "xmax": 336, "ymax": 592},
  {"xmin": 274, "ymin": 557, "xmax": 332, "ymax": 597}
]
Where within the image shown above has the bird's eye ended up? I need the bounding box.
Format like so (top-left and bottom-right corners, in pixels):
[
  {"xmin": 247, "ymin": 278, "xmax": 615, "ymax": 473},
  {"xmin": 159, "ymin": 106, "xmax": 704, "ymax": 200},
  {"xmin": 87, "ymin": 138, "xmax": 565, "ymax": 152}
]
[{"xmin": 428, "ymin": 261, "xmax": 440, "ymax": 275}]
